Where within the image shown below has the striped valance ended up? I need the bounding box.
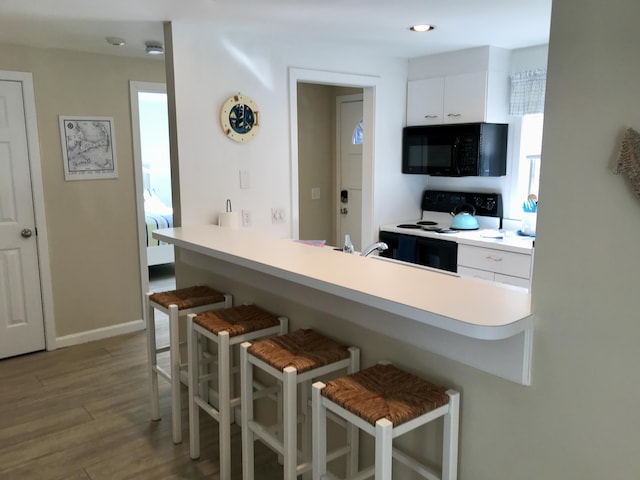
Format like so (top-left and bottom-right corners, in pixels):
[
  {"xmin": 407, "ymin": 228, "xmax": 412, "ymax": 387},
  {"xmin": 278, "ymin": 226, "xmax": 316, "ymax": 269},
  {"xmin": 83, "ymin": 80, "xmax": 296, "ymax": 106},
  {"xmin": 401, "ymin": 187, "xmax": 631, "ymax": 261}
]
[{"xmin": 510, "ymin": 69, "xmax": 547, "ymax": 116}]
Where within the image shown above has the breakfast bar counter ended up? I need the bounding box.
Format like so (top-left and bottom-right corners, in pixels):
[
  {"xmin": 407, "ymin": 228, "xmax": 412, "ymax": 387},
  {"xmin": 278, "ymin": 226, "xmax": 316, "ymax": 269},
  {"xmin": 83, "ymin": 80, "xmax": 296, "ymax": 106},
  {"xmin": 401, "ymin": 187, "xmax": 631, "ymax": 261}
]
[{"xmin": 154, "ymin": 225, "xmax": 534, "ymax": 384}]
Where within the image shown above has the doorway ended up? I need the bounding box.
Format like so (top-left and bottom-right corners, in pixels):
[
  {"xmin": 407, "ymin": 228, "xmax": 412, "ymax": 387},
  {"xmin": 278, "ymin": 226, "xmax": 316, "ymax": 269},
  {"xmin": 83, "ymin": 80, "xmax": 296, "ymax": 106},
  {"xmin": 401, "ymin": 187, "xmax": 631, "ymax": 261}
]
[
  {"xmin": 296, "ymin": 84, "xmax": 363, "ymax": 248},
  {"xmin": 289, "ymin": 68, "xmax": 378, "ymax": 250},
  {"xmin": 336, "ymin": 94, "xmax": 363, "ymax": 250},
  {"xmin": 130, "ymin": 81, "xmax": 174, "ymax": 296},
  {"xmin": 0, "ymin": 71, "xmax": 55, "ymax": 358}
]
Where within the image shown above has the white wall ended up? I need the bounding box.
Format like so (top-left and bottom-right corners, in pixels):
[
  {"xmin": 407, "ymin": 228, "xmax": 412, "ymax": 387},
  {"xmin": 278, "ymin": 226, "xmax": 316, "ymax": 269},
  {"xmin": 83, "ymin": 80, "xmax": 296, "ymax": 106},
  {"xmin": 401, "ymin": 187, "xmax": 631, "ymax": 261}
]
[
  {"xmin": 530, "ymin": 1, "xmax": 640, "ymax": 475},
  {"xmin": 168, "ymin": 24, "xmax": 419, "ymax": 241},
  {"xmin": 169, "ymin": 1, "xmax": 640, "ymax": 476}
]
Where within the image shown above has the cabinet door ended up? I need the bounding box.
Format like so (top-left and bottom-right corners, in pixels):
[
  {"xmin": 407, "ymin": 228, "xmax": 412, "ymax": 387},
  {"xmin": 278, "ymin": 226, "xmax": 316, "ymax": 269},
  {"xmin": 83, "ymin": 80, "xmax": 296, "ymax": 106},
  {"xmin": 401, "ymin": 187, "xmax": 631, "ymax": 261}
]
[
  {"xmin": 443, "ymin": 72, "xmax": 487, "ymax": 124},
  {"xmin": 406, "ymin": 77, "xmax": 444, "ymax": 126}
]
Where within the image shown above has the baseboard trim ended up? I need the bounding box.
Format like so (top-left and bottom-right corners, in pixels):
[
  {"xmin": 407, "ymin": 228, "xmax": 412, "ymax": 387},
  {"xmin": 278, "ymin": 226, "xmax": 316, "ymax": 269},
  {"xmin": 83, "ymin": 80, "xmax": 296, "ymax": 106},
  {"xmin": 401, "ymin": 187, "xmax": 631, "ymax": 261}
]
[{"xmin": 55, "ymin": 319, "xmax": 145, "ymax": 349}]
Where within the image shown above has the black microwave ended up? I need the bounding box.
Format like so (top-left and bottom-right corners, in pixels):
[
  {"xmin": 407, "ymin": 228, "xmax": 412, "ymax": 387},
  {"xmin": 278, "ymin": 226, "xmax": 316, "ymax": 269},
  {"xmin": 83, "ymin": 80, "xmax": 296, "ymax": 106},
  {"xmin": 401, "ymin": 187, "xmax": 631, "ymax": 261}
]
[{"xmin": 402, "ymin": 122, "xmax": 508, "ymax": 176}]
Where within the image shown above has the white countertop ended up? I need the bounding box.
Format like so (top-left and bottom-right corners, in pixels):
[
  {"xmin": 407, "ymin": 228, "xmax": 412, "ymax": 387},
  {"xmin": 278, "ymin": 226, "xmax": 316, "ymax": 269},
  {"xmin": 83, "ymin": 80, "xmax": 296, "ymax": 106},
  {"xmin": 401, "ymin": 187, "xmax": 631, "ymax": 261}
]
[
  {"xmin": 380, "ymin": 223, "xmax": 535, "ymax": 255},
  {"xmin": 154, "ymin": 225, "xmax": 533, "ymax": 341}
]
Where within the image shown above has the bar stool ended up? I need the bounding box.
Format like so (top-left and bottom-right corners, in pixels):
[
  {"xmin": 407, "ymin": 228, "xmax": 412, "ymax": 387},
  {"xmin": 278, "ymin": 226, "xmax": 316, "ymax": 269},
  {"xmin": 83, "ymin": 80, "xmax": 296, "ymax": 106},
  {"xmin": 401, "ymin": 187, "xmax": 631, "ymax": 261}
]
[
  {"xmin": 312, "ymin": 362, "xmax": 460, "ymax": 480},
  {"xmin": 145, "ymin": 285, "xmax": 232, "ymax": 444},
  {"xmin": 187, "ymin": 305, "xmax": 288, "ymax": 480},
  {"xmin": 240, "ymin": 329, "xmax": 360, "ymax": 480}
]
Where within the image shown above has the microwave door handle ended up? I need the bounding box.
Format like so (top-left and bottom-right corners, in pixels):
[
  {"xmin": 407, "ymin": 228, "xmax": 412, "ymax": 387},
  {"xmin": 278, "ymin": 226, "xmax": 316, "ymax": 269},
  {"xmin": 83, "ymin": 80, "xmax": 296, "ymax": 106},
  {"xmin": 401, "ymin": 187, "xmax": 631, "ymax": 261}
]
[{"xmin": 452, "ymin": 136, "xmax": 461, "ymax": 175}]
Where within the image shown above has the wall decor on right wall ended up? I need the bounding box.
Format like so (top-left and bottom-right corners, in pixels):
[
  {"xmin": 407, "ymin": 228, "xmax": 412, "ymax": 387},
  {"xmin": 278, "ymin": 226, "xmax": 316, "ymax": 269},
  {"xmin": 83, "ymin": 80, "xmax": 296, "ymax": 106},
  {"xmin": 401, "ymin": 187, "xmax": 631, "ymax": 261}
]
[{"xmin": 613, "ymin": 127, "xmax": 640, "ymax": 200}]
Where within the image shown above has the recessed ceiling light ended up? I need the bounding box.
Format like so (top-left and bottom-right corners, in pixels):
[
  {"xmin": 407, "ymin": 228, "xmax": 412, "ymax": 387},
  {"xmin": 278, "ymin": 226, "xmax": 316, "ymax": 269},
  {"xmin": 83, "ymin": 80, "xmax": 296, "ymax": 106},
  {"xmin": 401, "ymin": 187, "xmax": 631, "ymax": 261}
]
[
  {"xmin": 145, "ymin": 41, "xmax": 164, "ymax": 55},
  {"xmin": 410, "ymin": 24, "xmax": 434, "ymax": 33},
  {"xmin": 106, "ymin": 36, "xmax": 126, "ymax": 46}
]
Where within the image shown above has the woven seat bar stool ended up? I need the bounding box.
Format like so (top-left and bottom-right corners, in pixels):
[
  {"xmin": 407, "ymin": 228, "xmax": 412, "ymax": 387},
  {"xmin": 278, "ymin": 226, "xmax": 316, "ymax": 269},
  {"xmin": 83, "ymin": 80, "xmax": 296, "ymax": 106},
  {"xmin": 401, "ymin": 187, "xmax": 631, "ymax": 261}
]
[
  {"xmin": 240, "ymin": 329, "xmax": 360, "ymax": 480},
  {"xmin": 145, "ymin": 285, "xmax": 232, "ymax": 444},
  {"xmin": 187, "ymin": 305, "xmax": 288, "ymax": 480},
  {"xmin": 312, "ymin": 362, "xmax": 460, "ymax": 480}
]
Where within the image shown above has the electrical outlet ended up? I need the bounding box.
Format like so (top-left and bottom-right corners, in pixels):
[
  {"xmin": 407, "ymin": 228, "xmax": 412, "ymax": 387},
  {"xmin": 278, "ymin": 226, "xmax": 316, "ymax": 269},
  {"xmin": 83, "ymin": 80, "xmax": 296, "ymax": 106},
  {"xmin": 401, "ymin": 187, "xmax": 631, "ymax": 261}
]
[
  {"xmin": 311, "ymin": 187, "xmax": 321, "ymax": 200},
  {"xmin": 242, "ymin": 209, "xmax": 252, "ymax": 227},
  {"xmin": 271, "ymin": 208, "xmax": 285, "ymax": 224}
]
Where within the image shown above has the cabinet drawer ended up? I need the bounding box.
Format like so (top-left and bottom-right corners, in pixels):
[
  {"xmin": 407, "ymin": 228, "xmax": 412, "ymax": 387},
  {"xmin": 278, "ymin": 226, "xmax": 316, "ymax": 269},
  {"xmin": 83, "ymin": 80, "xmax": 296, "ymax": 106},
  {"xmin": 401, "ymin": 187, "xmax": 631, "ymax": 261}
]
[
  {"xmin": 457, "ymin": 266, "xmax": 495, "ymax": 281},
  {"xmin": 495, "ymin": 273, "xmax": 530, "ymax": 289},
  {"xmin": 458, "ymin": 245, "xmax": 532, "ymax": 279}
]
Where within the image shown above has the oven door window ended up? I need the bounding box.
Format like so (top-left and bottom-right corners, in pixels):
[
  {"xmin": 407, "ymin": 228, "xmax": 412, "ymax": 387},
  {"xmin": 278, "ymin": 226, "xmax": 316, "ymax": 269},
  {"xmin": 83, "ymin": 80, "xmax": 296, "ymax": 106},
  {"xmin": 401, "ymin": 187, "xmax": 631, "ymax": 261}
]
[{"xmin": 416, "ymin": 237, "xmax": 457, "ymax": 272}]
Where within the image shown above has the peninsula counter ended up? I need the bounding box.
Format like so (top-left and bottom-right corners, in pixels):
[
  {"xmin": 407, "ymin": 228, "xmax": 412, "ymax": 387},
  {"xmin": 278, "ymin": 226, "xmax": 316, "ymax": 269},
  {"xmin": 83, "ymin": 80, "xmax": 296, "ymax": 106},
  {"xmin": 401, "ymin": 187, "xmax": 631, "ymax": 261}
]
[{"xmin": 154, "ymin": 225, "xmax": 534, "ymax": 384}]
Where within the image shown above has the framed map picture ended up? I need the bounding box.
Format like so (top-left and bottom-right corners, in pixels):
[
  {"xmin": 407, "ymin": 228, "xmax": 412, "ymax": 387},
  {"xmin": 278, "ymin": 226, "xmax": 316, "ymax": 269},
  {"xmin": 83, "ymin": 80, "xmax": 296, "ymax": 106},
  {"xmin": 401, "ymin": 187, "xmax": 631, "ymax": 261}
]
[{"xmin": 59, "ymin": 116, "xmax": 118, "ymax": 180}]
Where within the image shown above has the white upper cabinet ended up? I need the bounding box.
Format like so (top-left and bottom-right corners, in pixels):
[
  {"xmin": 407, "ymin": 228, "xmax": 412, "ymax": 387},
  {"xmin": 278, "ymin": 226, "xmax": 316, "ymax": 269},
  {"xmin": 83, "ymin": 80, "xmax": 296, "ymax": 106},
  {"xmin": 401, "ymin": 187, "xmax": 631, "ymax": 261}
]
[
  {"xmin": 406, "ymin": 71, "xmax": 508, "ymax": 126},
  {"xmin": 406, "ymin": 77, "xmax": 444, "ymax": 125},
  {"xmin": 442, "ymin": 72, "xmax": 488, "ymax": 124}
]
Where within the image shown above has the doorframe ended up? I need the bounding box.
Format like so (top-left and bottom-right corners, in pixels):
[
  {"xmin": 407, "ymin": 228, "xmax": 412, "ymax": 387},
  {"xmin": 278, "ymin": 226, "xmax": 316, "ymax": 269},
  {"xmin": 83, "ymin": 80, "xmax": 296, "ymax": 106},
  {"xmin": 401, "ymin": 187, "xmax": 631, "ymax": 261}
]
[
  {"xmin": 335, "ymin": 93, "xmax": 363, "ymax": 248},
  {"xmin": 129, "ymin": 81, "xmax": 167, "ymax": 299},
  {"xmin": 0, "ymin": 70, "xmax": 56, "ymax": 351},
  {"xmin": 288, "ymin": 68, "xmax": 378, "ymax": 246}
]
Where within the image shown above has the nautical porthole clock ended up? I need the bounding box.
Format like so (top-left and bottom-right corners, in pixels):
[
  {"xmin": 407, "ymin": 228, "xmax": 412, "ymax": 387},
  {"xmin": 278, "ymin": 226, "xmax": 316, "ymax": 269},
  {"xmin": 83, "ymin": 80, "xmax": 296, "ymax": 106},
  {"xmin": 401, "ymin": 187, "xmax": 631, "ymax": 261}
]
[{"xmin": 220, "ymin": 93, "xmax": 260, "ymax": 142}]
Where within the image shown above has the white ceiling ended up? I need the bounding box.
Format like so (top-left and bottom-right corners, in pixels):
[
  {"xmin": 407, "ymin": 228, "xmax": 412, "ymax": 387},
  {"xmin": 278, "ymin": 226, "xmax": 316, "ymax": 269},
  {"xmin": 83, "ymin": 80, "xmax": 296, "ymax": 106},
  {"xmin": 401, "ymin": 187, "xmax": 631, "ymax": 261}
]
[{"xmin": 0, "ymin": 0, "xmax": 552, "ymax": 59}]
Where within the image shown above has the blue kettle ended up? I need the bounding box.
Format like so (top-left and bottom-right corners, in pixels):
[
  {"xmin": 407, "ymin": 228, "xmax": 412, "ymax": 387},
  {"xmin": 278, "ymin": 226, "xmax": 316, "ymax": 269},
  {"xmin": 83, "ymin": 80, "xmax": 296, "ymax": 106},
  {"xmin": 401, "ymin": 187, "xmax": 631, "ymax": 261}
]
[{"xmin": 450, "ymin": 204, "xmax": 479, "ymax": 230}]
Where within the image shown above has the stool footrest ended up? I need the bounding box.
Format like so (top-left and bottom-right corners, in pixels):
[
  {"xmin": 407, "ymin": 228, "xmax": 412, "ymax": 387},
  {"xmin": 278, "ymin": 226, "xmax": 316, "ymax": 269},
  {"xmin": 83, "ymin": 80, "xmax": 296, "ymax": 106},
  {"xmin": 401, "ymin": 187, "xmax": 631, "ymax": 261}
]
[
  {"xmin": 248, "ymin": 419, "xmax": 287, "ymax": 456},
  {"xmin": 392, "ymin": 447, "xmax": 440, "ymax": 480},
  {"xmin": 152, "ymin": 365, "xmax": 171, "ymax": 383}
]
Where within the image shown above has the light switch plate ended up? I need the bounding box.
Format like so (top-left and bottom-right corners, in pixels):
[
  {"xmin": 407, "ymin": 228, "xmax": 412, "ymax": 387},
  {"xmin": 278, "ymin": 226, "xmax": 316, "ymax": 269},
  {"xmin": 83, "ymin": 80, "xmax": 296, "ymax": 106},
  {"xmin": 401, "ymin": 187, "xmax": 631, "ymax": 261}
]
[{"xmin": 311, "ymin": 187, "xmax": 320, "ymax": 200}]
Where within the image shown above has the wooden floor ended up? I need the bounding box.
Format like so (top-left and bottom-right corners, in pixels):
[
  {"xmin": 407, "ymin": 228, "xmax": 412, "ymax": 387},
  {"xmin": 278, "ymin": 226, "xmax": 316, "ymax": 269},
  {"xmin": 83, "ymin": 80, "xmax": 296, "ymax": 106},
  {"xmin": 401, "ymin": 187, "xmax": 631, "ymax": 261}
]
[{"xmin": 0, "ymin": 271, "xmax": 284, "ymax": 479}]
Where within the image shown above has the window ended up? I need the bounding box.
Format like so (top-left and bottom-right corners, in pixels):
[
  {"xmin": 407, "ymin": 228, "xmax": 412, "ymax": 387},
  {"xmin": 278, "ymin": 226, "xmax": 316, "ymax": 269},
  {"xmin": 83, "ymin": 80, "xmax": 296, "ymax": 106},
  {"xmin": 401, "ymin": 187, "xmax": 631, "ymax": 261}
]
[
  {"xmin": 508, "ymin": 68, "xmax": 546, "ymax": 219},
  {"xmin": 352, "ymin": 119, "xmax": 364, "ymax": 145},
  {"xmin": 514, "ymin": 113, "xmax": 543, "ymax": 210}
]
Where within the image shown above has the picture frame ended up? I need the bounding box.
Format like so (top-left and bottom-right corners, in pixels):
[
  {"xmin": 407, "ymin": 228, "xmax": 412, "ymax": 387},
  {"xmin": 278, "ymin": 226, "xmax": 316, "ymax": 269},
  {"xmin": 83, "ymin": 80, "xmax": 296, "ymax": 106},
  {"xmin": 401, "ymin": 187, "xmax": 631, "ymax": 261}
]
[{"xmin": 59, "ymin": 116, "xmax": 118, "ymax": 181}]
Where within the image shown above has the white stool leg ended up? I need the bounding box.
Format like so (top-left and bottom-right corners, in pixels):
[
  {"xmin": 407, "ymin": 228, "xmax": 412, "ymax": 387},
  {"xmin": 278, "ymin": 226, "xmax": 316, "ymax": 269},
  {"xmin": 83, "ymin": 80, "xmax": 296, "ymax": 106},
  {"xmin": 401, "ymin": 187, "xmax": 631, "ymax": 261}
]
[
  {"xmin": 168, "ymin": 304, "xmax": 182, "ymax": 444},
  {"xmin": 442, "ymin": 390, "xmax": 460, "ymax": 480},
  {"xmin": 375, "ymin": 419, "xmax": 393, "ymax": 480},
  {"xmin": 275, "ymin": 317, "xmax": 288, "ymax": 466},
  {"xmin": 312, "ymin": 382, "xmax": 327, "ymax": 480},
  {"xmin": 188, "ymin": 314, "xmax": 200, "ymax": 459},
  {"xmin": 145, "ymin": 294, "xmax": 160, "ymax": 421},
  {"xmin": 224, "ymin": 293, "xmax": 233, "ymax": 308},
  {"xmin": 218, "ymin": 331, "xmax": 231, "ymax": 480},
  {"xmin": 346, "ymin": 347, "xmax": 360, "ymax": 477},
  {"xmin": 241, "ymin": 342, "xmax": 255, "ymax": 480},
  {"xmin": 283, "ymin": 366, "xmax": 298, "ymax": 480},
  {"xmin": 301, "ymin": 379, "xmax": 312, "ymax": 480}
]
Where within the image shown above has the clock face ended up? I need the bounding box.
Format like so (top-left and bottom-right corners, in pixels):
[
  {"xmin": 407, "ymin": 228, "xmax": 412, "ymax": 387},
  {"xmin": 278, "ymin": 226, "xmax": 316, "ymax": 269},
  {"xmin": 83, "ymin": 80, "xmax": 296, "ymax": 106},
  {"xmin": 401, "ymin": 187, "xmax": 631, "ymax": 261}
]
[{"xmin": 220, "ymin": 94, "xmax": 260, "ymax": 142}]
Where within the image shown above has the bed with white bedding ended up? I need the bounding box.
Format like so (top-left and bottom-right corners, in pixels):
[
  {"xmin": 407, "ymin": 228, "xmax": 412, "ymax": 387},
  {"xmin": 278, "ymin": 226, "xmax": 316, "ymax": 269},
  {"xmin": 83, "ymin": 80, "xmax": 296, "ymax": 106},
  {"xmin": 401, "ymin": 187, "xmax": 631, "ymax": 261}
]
[{"xmin": 144, "ymin": 190, "xmax": 174, "ymax": 266}]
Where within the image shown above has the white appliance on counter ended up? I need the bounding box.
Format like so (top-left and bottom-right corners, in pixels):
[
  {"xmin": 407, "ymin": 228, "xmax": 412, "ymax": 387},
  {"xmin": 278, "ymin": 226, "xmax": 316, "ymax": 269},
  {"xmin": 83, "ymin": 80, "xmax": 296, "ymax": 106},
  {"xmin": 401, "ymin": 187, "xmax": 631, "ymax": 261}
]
[{"xmin": 379, "ymin": 190, "xmax": 534, "ymax": 288}]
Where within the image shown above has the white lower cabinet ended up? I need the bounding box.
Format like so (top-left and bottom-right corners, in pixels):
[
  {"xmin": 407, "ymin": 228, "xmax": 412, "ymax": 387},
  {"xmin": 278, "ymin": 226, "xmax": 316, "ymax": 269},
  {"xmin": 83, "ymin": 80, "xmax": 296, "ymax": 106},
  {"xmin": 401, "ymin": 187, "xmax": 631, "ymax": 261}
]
[{"xmin": 457, "ymin": 244, "xmax": 532, "ymax": 289}]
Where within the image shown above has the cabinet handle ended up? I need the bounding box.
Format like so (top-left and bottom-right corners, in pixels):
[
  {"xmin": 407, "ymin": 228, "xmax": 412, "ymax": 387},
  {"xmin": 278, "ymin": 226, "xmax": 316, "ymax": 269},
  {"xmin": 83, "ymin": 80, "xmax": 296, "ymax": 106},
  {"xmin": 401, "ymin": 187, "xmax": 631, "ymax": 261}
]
[
  {"xmin": 485, "ymin": 255, "xmax": 503, "ymax": 262},
  {"xmin": 447, "ymin": 113, "xmax": 462, "ymax": 118},
  {"xmin": 424, "ymin": 114, "xmax": 438, "ymax": 119}
]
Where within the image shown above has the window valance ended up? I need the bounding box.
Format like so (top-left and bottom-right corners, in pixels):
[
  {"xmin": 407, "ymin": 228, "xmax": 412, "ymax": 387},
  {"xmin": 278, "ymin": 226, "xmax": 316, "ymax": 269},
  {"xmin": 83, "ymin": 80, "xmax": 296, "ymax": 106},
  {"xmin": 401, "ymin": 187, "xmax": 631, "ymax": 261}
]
[{"xmin": 510, "ymin": 69, "xmax": 547, "ymax": 116}]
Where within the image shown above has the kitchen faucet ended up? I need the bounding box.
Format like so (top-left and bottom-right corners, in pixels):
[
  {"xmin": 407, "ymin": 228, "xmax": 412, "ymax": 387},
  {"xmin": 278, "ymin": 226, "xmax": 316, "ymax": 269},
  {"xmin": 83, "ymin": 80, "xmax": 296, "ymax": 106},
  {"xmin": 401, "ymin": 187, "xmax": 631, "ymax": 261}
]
[
  {"xmin": 343, "ymin": 234, "xmax": 355, "ymax": 253},
  {"xmin": 360, "ymin": 241, "xmax": 389, "ymax": 257}
]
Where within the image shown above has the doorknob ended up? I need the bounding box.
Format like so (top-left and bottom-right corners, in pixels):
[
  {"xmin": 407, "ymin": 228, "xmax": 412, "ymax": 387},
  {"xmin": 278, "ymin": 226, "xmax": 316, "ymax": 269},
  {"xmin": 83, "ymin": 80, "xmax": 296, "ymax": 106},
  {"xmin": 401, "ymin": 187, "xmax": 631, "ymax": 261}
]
[{"xmin": 20, "ymin": 228, "xmax": 33, "ymax": 238}]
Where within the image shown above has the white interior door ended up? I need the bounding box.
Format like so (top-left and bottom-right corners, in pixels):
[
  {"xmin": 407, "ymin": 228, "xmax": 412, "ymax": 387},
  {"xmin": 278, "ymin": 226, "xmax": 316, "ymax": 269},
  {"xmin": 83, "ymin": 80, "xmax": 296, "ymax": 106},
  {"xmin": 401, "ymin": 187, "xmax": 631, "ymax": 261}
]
[
  {"xmin": 0, "ymin": 79, "xmax": 45, "ymax": 359},
  {"xmin": 337, "ymin": 95, "xmax": 363, "ymax": 250}
]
